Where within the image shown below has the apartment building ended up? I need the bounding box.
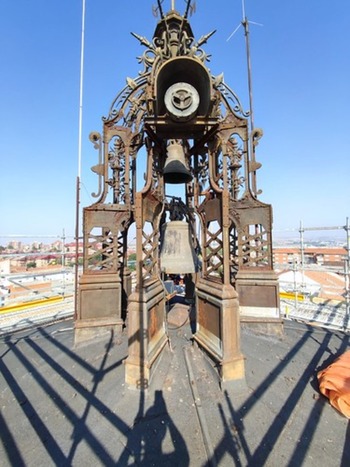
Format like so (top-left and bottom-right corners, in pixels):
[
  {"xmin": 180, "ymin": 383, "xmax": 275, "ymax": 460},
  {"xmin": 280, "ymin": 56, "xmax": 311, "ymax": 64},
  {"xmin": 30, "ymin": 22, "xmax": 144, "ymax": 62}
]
[{"xmin": 273, "ymin": 247, "xmax": 347, "ymax": 268}]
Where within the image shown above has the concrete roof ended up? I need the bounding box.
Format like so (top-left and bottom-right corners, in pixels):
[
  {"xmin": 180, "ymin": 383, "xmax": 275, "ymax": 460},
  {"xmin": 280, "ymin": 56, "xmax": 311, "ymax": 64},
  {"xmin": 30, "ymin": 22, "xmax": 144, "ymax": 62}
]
[{"xmin": 0, "ymin": 305, "xmax": 349, "ymax": 466}]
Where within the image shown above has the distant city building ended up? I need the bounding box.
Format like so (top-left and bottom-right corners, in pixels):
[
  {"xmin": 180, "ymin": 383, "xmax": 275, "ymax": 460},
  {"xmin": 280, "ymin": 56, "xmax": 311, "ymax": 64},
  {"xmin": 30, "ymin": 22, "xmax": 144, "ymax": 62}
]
[
  {"xmin": 273, "ymin": 247, "xmax": 346, "ymax": 268},
  {"xmin": 8, "ymin": 240, "xmax": 22, "ymax": 250},
  {"xmin": 65, "ymin": 242, "xmax": 84, "ymax": 254},
  {"xmin": 52, "ymin": 240, "xmax": 63, "ymax": 250}
]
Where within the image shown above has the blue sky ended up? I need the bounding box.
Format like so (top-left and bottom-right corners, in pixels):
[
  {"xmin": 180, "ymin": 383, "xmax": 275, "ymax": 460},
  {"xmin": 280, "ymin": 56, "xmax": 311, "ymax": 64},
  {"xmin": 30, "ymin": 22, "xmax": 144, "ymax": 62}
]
[{"xmin": 0, "ymin": 0, "xmax": 349, "ymax": 240}]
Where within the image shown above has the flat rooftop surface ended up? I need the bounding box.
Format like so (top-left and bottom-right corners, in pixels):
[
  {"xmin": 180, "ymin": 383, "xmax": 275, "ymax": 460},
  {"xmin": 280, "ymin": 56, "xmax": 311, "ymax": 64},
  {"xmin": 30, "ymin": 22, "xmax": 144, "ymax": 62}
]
[{"xmin": 1, "ymin": 303, "xmax": 349, "ymax": 466}]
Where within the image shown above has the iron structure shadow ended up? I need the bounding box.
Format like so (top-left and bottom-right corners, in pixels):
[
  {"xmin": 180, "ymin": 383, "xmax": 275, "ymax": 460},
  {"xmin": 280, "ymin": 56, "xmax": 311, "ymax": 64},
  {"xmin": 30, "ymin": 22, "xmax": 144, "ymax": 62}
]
[{"xmin": 0, "ymin": 318, "xmax": 349, "ymax": 466}]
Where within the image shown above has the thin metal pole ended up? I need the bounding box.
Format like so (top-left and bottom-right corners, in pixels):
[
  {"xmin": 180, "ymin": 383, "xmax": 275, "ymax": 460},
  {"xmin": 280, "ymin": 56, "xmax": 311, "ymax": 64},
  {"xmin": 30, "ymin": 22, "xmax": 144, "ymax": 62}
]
[
  {"xmin": 62, "ymin": 228, "xmax": 66, "ymax": 297},
  {"xmin": 74, "ymin": 177, "xmax": 80, "ymax": 320},
  {"xmin": 74, "ymin": 0, "xmax": 86, "ymax": 320},
  {"xmin": 78, "ymin": 0, "xmax": 85, "ymax": 181},
  {"xmin": 241, "ymin": 0, "xmax": 258, "ymax": 196},
  {"xmin": 61, "ymin": 228, "xmax": 66, "ymax": 269},
  {"xmin": 299, "ymin": 220, "xmax": 305, "ymax": 293},
  {"xmin": 293, "ymin": 258, "xmax": 298, "ymax": 312},
  {"xmin": 241, "ymin": 0, "xmax": 246, "ymax": 18},
  {"xmin": 242, "ymin": 16, "xmax": 254, "ymax": 132},
  {"xmin": 345, "ymin": 217, "xmax": 350, "ymax": 329}
]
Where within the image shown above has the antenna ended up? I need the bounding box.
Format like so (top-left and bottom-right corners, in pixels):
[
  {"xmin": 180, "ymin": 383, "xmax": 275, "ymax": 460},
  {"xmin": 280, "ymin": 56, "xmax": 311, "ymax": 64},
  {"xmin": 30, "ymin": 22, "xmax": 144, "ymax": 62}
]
[
  {"xmin": 227, "ymin": 0, "xmax": 263, "ymax": 196},
  {"xmin": 153, "ymin": 0, "xmax": 165, "ymax": 19},
  {"xmin": 227, "ymin": 0, "xmax": 263, "ymax": 132},
  {"xmin": 243, "ymin": 12, "xmax": 254, "ymax": 131},
  {"xmin": 184, "ymin": 0, "xmax": 196, "ymax": 18},
  {"xmin": 241, "ymin": 0, "xmax": 246, "ymax": 18}
]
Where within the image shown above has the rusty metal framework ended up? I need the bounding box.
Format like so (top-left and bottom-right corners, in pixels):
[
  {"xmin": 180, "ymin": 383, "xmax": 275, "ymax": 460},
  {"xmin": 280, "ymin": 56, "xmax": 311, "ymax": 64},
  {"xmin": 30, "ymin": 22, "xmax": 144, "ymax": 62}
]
[{"xmin": 75, "ymin": 1, "xmax": 281, "ymax": 387}]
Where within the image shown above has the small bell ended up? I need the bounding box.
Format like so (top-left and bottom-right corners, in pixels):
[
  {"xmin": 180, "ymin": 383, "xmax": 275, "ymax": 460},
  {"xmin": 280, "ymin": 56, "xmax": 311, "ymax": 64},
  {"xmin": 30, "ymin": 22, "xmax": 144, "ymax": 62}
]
[
  {"xmin": 163, "ymin": 140, "xmax": 193, "ymax": 184},
  {"xmin": 160, "ymin": 221, "xmax": 198, "ymax": 274}
]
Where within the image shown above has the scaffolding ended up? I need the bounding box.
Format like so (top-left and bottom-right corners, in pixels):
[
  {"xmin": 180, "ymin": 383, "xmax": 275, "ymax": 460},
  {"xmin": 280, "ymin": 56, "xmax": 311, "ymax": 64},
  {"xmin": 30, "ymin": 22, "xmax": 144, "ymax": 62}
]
[{"xmin": 276, "ymin": 217, "xmax": 350, "ymax": 330}]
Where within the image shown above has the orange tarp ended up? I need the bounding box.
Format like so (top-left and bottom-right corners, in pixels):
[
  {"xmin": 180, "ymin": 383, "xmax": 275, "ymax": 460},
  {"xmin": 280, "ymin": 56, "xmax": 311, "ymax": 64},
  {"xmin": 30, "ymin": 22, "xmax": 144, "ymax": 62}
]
[{"xmin": 317, "ymin": 350, "xmax": 350, "ymax": 418}]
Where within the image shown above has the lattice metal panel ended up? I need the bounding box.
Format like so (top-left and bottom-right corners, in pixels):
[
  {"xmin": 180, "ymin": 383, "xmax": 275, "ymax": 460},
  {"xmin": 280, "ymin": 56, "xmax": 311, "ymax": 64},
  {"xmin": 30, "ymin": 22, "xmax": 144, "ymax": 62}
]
[
  {"xmin": 86, "ymin": 228, "xmax": 115, "ymax": 272},
  {"xmin": 204, "ymin": 221, "xmax": 223, "ymax": 279},
  {"xmin": 240, "ymin": 224, "xmax": 270, "ymax": 268},
  {"xmin": 142, "ymin": 222, "xmax": 159, "ymax": 279}
]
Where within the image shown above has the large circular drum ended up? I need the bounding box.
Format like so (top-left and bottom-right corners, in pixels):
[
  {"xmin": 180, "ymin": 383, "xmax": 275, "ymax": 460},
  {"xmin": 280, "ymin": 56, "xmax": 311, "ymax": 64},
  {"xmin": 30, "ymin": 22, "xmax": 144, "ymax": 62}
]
[{"xmin": 164, "ymin": 82, "xmax": 200, "ymax": 121}]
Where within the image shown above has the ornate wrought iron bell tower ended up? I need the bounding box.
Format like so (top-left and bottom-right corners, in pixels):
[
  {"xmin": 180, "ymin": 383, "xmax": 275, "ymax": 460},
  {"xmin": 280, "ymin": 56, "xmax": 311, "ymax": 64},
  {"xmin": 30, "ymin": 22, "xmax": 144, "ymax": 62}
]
[{"xmin": 75, "ymin": 1, "xmax": 281, "ymax": 387}]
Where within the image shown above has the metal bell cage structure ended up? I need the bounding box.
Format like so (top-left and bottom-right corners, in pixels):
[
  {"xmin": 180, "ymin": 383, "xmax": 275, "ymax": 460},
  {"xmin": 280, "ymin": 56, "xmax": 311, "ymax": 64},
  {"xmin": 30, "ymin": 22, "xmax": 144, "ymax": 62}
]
[{"xmin": 75, "ymin": 2, "xmax": 281, "ymax": 388}]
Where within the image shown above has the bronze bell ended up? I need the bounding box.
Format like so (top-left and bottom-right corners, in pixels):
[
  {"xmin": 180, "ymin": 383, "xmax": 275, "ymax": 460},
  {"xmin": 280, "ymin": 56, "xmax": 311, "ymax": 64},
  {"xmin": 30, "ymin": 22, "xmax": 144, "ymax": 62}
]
[
  {"xmin": 160, "ymin": 221, "xmax": 198, "ymax": 274},
  {"xmin": 163, "ymin": 140, "xmax": 193, "ymax": 184}
]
